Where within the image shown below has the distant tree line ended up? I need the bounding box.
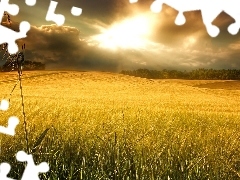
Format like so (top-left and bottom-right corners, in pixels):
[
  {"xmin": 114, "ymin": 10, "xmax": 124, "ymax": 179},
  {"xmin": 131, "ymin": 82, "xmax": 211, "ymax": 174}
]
[
  {"xmin": 22, "ymin": 60, "xmax": 45, "ymax": 71},
  {"xmin": 1, "ymin": 60, "xmax": 45, "ymax": 72},
  {"xmin": 120, "ymin": 68, "xmax": 240, "ymax": 80}
]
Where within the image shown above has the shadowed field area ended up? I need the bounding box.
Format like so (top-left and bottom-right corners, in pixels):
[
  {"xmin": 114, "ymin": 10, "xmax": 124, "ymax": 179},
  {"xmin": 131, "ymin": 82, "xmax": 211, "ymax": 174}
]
[
  {"xmin": 193, "ymin": 80, "xmax": 240, "ymax": 90},
  {"xmin": 1, "ymin": 71, "xmax": 240, "ymax": 179}
]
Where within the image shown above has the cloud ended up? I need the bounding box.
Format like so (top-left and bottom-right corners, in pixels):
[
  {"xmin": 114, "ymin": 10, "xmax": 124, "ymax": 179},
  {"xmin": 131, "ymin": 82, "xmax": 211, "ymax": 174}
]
[
  {"xmin": 14, "ymin": 16, "xmax": 240, "ymax": 72},
  {"xmin": 3, "ymin": 0, "xmax": 240, "ymax": 72},
  {"xmin": 18, "ymin": 24, "xmax": 134, "ymax": 71}
]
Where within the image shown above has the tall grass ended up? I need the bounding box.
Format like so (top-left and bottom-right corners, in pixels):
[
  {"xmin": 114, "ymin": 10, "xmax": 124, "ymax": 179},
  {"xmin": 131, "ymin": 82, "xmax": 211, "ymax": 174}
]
[{"xmin": 0, "ymin": 71, "xmax": 240, "ymax": 179}]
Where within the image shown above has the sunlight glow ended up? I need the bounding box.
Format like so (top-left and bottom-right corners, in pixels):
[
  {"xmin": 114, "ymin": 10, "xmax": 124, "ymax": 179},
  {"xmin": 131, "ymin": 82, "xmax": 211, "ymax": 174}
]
[
  {"xmin": 150, "ymin": 0, "xmax": 162, "ymax": 13},
  {"xmin": 92, "ymin": 15, "xmax": 152, "ymax": 50},
  {"xmin": 129, "ymin": 0, "xmax": 138, "ymax": 3},
  {"xmin": 0, "ymin": 99, "xmax": 9, "ymax": 111},
  {"xmin": 184, "ymin": 37, "xmax": 196, "ymax": 48}
]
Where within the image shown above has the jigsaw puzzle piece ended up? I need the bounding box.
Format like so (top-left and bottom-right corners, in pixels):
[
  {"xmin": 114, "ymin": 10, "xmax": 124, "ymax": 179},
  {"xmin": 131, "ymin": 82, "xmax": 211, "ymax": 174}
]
[
  {"xmin": 0, "ymin": 99, "xmax": 9, "ymax": 111},
  {"xmin": 0, "ymin": 163, "xmax": 15, "ymax": 180},
  {"xmin": 150, "ymin": 0, "xmax": 185, "ymax": 26},
  {"xmin": 46, "ymin": 1, "xmax": 82, "ymax": 25},
  {"xmin": 0, "ymin": 0, "xmax": 19, "ymax": 16},
  {"xmin": 16, "ymin": 151, "xmax": 49, "ymax": 180},
  {"xmin": 0, "ymin": 116, "xmax": 19, "ymax": 136},
  {"xmin": 222, "ymin": 1, "xmax": 240, "ymax": 35},
  {"xmin": 227, "ymin": 11, "xmax": 240, "ymax": 35},
  {"xmin": 129, "ymin": 0, "xmax": 138, "ymax": 3},
  {"xmin": 175, "ymin": 12, "xmax": 186, "ymax": 25},
  {"xmin": 0, "ymin": 21, "xmax": 30, "ymax": 54},
  {"xmin": 150, "ymin": 0, "xmax": 162, "ymax": 13},
  {"xmin": 131, "ymin": 0, "xmax": 235, "ymax": 37},
  {"xmin": 25, "ymin": 0, "xmax": 37, "ymax": 6},
  {"xmin": 228, "ymin": 21, "xmax": 240, "ymax": 35},
  {"xmin": 0, "ymin": 0, "xmax": 30, "ymax": 54},
  {"xmin": 46, "ymin": 0, "xmax": 65, "ymax": 26},
  {"xmin": 201, "ymin": 7, "xmax": 222, "ymax": 37},
  {"xmin": 71, "ymin": 6, "xmax": 82, "ymax": 16},
  {"xmin": 150, "ymin": 0, "xmax": 203, "ymax": 25},
  {"xmin": 153, "ymin": 0, "xmax": 222, "ymax": 37}
]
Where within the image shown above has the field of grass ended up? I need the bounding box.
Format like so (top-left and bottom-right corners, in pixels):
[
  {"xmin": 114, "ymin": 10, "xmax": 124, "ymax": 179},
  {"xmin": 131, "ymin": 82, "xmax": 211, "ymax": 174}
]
[{"xmin": 1, "ymin": 71, "xmax": 240, "ymax": 179}]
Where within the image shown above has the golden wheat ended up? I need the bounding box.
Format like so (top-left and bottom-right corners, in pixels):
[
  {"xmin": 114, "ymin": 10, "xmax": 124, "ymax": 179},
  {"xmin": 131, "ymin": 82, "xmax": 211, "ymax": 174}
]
[{"xmin": 0, "ymin": 71, "xmax": 240, "ymax": 179}]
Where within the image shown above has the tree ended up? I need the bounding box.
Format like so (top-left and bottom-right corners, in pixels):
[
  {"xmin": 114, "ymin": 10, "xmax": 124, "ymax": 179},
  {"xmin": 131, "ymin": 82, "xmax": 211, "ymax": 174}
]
[
  {"xmin": 2, "ymin": 51, "xmax": 25, "ymax": 72},
  {"xmin": 1, "ymin": 12, "xmax": 45, "ymax": 72},
  {"xmin": 22, "ymin": 60, "xmax": 45, "ymax": 70}
]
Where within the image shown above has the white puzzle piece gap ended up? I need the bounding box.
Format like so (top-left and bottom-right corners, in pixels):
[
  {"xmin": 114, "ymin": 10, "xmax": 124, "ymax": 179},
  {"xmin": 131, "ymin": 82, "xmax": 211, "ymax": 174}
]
[
  {"xmin": 0, "ymin": 0, "xmax": 85, "ymax": 178},
  {"xmin": 71, "ymin": 6, "xmax": 82, "ymax": 16},
  {"xmin": 0, "ymin": 0, "xmax": 19, "ymax": 16},
  {"xmin": 131, "ymin": 0, "xmax": 240, "ymax": 37},
  {"xmin": 0, "ymin": 21, "xmax": 30, "ymax": 54},
  {"xmin": 46, "ymin": 0, "xmax": 65, "ymax": 26},
  {"xmin": 0, "ymin": 99, "xmax": 9, "ymax": 111},
  {"xmin": 25, "ymin": 0, "xmax": 37, "ymax": 6},
  {"xmin": 129, "ymin": 0, "xmax": 138, "ymax": 3},
  {"xmin": 0, "ymin": 163, "xmax": 15, "ymax": 180},
  {"xmin": 16, "ymin": 151, "xmax": 49, "ymax": 180},
  {"xmin": 0, "ymin": 116, "xmax": 19, "ymax": 136},
  {"xmin": 0, "ymin": 0, "xmax": 30, "ymax": 54}
]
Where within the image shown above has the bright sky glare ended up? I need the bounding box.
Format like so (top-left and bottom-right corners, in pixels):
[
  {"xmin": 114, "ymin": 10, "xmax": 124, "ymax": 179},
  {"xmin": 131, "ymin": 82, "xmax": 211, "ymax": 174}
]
[{"xmin": 91, "ymin": 15, "xmax": 152, "ymax": 50}]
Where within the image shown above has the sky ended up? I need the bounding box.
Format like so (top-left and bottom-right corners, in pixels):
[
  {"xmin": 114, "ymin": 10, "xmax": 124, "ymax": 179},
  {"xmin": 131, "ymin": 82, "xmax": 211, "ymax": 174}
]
[{"xmin": 4, "ymin": 0, "xmax": 240, "ymax": 71}]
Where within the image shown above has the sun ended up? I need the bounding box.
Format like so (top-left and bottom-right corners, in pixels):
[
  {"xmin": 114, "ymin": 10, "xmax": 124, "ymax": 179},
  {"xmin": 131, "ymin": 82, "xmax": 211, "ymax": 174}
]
[{"xmin": 91, "ymin": 15, "xmax": 152, "ymax": 50}]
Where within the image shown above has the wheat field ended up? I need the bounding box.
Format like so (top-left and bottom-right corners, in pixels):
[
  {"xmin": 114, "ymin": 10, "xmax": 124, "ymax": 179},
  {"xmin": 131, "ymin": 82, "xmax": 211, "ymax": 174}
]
[{"xmin": 1, "ymin": 71, "xmax": 240, "ymax": 179}]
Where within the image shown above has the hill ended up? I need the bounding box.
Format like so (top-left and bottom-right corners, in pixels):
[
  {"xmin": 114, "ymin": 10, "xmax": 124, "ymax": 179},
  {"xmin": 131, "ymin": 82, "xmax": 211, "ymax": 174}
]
[{"xmin": 1, "ymin": 71, "xmax": 240, "ymax": 179}]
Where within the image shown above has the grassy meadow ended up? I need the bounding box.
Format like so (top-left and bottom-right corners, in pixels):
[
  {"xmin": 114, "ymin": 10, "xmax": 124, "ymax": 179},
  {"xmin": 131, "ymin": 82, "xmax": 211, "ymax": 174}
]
[{"xmin": 1, "ymin": 71, "xmax": 240, "ymax": 179}]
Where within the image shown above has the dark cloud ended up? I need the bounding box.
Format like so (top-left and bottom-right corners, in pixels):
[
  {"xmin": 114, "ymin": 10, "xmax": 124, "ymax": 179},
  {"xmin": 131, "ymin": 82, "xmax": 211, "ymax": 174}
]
[
  {"xmin": 10, "ymin": 21, "xmax": 240, "ymax": 72},
  {"xmin": 18, "ymin": 24, "xmax": 138, "ymax": 71},
  {"xmin": 4, "ymin": 0, "xmax": 240, "ymax": 71}
]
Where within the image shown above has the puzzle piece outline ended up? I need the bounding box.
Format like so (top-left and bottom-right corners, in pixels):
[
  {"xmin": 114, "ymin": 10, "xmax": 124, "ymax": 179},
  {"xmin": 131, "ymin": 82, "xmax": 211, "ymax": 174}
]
[
  {"xmin": 0, "ymin": 151, "xmax": 49, "ymax": 180},
  {"xmin": 25, "ymin": 0, "xmax": 36, "ymax": 6},
  {"xmin": 16, "ymin": 151, "xmax": 49, "ymax": 180},
  {"xmin": 46, "ymin": 0, "xmax": 82, "ymax": 26},
  {"xmin": 0, "ymin": 0, "xmax": 83, "ymax": 54},
  {"xmin": 0, "ymin": 0, "xmax": 86, "ymax": 179},
  {"xmin": 131, "ymin": 0, "xmax": 240, "ymax": 37},
  {"xmin": 0, "ymin": 0, "xmax": 30, "ymax": 54},
  {"xmin": 0, "ymin": 162, "xmax": 15, "ymax": 180},
  {"xmin": 0, "ymin": 98, "xmax": 49, "ymax": 179},
  {"xmin": 0, "ymin": 99, "xmax": 18, "ymax": 179},
  {"xmin": 0, "ymin": 116, "xmax": 19, "ymax": 136},
  {"xmin": 0, "ymin": 99, "xmax": 19, "ymax": 136},
  {"xmin": 0, "ymin": 99, "xmax": 9, "ymax": 111}
]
